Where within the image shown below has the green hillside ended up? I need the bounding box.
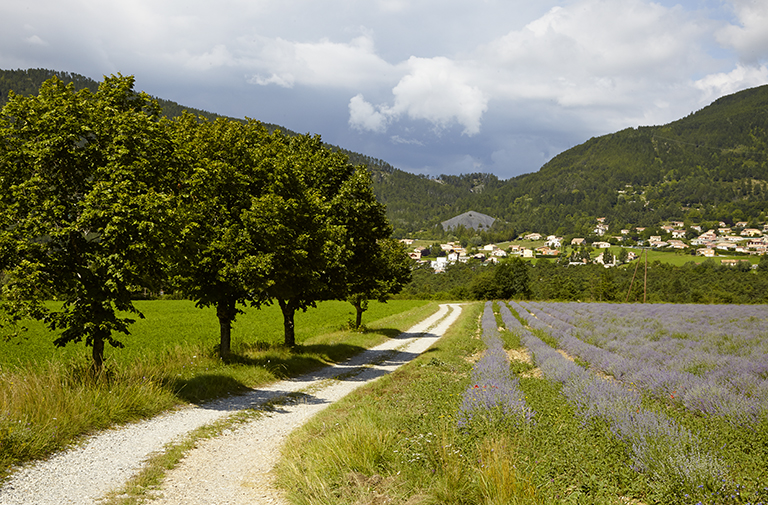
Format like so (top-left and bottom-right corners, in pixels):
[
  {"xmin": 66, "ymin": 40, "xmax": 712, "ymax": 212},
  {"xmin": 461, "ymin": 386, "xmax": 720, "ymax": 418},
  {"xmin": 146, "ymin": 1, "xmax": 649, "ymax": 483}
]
[
  {"xmin": 493, "ymin": 85, "xmax": 768, "ymax": 234},
  {"xmin": 3, "ymin": 68, "xmax": 767, "ymax": 239}
]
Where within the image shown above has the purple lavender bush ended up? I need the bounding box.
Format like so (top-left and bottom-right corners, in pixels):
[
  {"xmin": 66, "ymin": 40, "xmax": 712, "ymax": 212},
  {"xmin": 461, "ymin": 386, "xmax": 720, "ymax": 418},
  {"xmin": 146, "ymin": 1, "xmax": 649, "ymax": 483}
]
[
  {"xmin": 506, "ymin": 301, "xmax": 725, "ymax": 499},
  {"xmin": 456, "ymin": 302, "xmax": 534, "ymax": 429}
]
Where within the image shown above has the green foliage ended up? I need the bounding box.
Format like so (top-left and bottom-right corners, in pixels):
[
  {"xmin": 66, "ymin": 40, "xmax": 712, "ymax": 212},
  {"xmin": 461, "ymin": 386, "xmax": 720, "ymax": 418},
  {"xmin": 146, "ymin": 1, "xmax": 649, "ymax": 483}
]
[
  {"xmin": 0, "ymin": 75, "xmax": 180, "ymax": 371},
  {"xmin": 168, "ymin": 114, "xmax": 277, "ymax": 357},
  {"xmin": 1, "ymin": 72, "xmax": 408, "ymax": 363},
  {"xmin": 400, "ymin": 256, "xmax": 768, "ymax": 303},
  {"xmin": 0, "ymin": 299, "xmax": 432, "ymax": 478}
]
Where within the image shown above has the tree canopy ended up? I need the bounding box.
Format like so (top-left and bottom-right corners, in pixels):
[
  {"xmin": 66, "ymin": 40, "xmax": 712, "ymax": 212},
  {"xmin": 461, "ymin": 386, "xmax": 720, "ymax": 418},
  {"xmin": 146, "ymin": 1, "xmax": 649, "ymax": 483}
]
[
  {"xmin": 1, "ymin": 74, "xmax": 409, "ymax": 365},
  {"xmin": 0, "ymin": 75, "xmax": 179, "ymax": 371}
]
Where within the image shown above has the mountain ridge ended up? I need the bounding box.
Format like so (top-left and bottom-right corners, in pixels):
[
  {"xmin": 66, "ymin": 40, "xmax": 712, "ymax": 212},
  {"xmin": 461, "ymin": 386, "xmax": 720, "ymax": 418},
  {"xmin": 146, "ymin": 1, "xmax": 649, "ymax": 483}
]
[{"xmin": 3, "ymin": 68, "xmax": 767, "ymax": 239}]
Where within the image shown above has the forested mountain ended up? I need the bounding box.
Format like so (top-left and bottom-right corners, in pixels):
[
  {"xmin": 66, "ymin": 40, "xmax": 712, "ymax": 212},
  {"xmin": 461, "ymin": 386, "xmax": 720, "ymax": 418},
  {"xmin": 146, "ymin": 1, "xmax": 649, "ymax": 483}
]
[
  {"xmin": 3, "ymin": 68, "xmax": 767, "ymax": 239},
  {"xmin": 371, "ymin": 84, "xmax": 768, "ymax": 238},
  {"xmin": 490, "ymin": 85, "xmax": 768, "ymax": 236}
]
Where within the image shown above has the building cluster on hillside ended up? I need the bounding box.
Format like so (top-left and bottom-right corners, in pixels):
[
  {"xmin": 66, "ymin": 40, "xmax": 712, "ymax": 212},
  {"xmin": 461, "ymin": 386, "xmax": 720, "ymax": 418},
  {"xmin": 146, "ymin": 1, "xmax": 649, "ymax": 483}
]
[{"xmin": 400, "ymin": 217, "xmax": 768, "ymax": 273}]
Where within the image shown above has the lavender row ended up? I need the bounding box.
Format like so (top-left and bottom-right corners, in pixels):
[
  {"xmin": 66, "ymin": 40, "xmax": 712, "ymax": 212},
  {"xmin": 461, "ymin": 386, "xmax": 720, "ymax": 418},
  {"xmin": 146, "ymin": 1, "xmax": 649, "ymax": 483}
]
[
  {"xmin": 502, "ymin": 302, "xmax": 725, "ymax": 494},
  {"xmin": 534, "ymin": 301, "xmax": 768, "ymax": 380},
  {"xmin": 456, "ymin": 302, "xmax": 534, "ymax": 428},
  {"xmin": 516, "ymin": 301, "xmax": 768, "ymax": 425}
]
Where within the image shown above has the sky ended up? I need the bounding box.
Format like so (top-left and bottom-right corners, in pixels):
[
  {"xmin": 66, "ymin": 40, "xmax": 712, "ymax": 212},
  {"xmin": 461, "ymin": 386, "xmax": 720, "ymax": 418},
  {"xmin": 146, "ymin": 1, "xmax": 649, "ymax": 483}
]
[{"xmin": 2, "ymin": 1, "xmax": 768, "ymax": 180}]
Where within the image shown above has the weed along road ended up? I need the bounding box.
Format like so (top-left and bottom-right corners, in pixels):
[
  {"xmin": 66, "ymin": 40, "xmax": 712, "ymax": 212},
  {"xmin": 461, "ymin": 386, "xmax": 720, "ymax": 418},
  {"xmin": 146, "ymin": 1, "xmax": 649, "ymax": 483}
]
[{"xmin": 0, "ymin": 303, "xmax": 464, "ymax": 505}]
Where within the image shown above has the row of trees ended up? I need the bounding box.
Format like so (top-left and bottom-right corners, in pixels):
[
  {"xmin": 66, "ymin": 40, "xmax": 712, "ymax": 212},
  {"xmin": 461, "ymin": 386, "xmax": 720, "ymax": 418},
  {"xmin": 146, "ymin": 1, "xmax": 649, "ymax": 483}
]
[
  {"xmin": 0, "ymin": 75, "xmax": 411, "ymax": 371},
  {"xmin": 396, "ymin": 255, "xmax": 768, "ymax": 303}
]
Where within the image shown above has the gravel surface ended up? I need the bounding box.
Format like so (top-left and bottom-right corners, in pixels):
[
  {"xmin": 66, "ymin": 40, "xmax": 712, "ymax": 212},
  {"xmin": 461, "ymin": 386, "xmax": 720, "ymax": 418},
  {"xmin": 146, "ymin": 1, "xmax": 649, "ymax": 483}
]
[{"xmin": 0, "ymin": 303, "xmax": 462, "ymax": 505}]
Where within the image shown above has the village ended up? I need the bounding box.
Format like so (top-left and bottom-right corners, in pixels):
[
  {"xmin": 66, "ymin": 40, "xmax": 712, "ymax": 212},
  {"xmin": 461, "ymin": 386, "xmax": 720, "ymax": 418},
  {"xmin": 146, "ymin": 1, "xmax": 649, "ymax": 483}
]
[{"xmin": 400, "ymin": 217, "xmax": 768, "ymax": 273}]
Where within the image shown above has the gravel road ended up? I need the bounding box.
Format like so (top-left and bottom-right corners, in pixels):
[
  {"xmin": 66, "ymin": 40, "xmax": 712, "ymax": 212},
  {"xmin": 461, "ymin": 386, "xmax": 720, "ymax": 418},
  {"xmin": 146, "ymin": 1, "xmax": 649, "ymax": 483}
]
[{"xmin": 0, "ymin": 303, "xmax": 463, "ymax": 505}]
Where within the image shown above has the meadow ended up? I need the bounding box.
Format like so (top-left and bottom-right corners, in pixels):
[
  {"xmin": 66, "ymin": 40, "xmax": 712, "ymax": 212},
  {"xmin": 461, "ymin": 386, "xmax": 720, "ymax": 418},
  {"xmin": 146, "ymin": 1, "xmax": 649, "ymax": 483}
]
[
  {"xmin": 0, "ymin": 299, "xmax": 434, "ymax": 479},
  {"xmin": 276, "ymin": 301, "xmax": 768, "ymax": 505}
]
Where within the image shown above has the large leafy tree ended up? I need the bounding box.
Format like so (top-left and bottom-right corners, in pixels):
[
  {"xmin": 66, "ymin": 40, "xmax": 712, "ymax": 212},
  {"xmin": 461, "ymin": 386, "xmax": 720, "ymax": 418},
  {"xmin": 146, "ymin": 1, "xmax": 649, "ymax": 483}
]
[
  {"xmin": 333, "ymin": 170, "xmax": 411, "ymax": 327},
  {"xmin": 0, "ymin": 75, "xmax": 179, "ymax": 371},
  {"xmin": 168, "ymin": 114, "xmax": 275, "ymax": 358},
  {"xmin": 346, "ymin": 238, "xmax": 412, "ymax": 328},
  {"xmin": 243, "ymin": 134, "xmax": 359, "ymax": 347}
]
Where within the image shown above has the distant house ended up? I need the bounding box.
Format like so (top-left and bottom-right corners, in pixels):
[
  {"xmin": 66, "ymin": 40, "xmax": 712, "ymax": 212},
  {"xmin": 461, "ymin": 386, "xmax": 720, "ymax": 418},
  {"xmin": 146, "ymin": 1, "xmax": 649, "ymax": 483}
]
[
  {"xmin": 671, "ymin": 229, "xmax": 686, "ymax": 239},
  {"xmin": 524, "ymin": 233, "xmax": 542, "ymax": 241},
  {"xmin": 593, "ymin": 241, "xmax": 611, "ymax": 249},
  {"xmin": 546, "ymin": 236, "xmax": 562, "ymax": 248},
  {"xmin": 697, "ymin": 248, "xmax": 716, "ymax": 257},
  {"xmin": 721, "ymin": 259, "xmax": 749, "ymax": 267},
  {"xmin": 431, "ymin": 256, "xmax": 448, "ymax": 272},
  {"xmin": 408, "ymin": 251, "xmax": 422, "ymax": 260},
  {"xmin": 741, "ymin": 228, "xmax": 762, "ymax": 237},
  {"xmin": 571, "ymin": 238, "xmax": 585, "ymax": 246},
  {"xmin": 399, "ymin": 238, "xmax": 414, "ymax": 246},
  {"xmin": 668, "ymin": 240, "xmax": 689, "ymax": 249},
  {"xmin": 536, "ymin": 246, "xmax": 559, "ymax": 256}
]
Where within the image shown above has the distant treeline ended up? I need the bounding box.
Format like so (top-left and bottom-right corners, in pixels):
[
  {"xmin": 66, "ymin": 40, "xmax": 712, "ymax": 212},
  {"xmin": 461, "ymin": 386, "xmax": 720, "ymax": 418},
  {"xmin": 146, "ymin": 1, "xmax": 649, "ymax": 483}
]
[{"xmin": 395, "ymin": 256, "xmax": 768, "ymax": 304}]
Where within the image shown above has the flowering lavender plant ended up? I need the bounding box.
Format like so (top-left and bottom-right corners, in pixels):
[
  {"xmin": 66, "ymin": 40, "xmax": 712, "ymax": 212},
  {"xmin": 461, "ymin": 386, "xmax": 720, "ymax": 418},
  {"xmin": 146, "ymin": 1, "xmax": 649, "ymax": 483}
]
[
  {"xmin": 514, "ymin": 301, "xmax": 768, "ymax": 425},
  {"xmin": 456, "ymin": 302, "xmax": 534, "ymax": 429},
  {"xmin": 505, "ymin": 301, "xmax": 725, "ymax": 499}
]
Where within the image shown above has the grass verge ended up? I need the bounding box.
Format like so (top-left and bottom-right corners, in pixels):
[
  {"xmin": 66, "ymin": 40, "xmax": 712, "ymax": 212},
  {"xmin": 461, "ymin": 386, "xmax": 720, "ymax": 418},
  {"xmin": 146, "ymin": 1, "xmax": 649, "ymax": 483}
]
[
  {"xmin": 0, "ymin": 300, "xmax": 435, "ymax": 481},
  {"xmin": 275, "ymin": 301, "xmax": 653, "ymax": 504}
]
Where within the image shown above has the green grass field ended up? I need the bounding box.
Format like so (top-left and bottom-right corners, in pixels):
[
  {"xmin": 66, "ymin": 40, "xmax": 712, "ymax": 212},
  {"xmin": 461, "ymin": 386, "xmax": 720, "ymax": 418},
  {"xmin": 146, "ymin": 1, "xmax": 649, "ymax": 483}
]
[
  {"xmin": 0, "ymin": 299, "xmax": 427, "ymax": 370},
  {"xmin": 275, "ymin": 302, "xmax": 768, "ymax": 505},
  {"xmin": 0, "ymin": 299, "xmax": 434, "ymax": 479}
]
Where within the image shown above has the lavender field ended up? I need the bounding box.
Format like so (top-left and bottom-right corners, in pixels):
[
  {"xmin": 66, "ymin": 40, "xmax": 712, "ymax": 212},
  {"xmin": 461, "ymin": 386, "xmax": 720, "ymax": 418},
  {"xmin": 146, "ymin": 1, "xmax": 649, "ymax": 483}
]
[{"xmin": 506, "ymin": 300, "xmax": 768, "ymax": 504}]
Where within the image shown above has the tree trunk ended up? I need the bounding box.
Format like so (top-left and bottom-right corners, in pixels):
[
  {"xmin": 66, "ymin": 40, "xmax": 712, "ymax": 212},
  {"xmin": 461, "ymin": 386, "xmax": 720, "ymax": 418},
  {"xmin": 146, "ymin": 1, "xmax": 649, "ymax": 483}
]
[
  {"xmin": 355, "ymin": 301, "xmax": 364, "ymax": 329},
  {"xmin": 278, "ymin": 299, "xmax": 296, "ymax": 347},
  {"xmin": 216, "ymin": 299, "xmax": 236, "ymax": 358},
  {"xmin": 91, "ymin": 332, "xmax": 105, "ymax": 375}
]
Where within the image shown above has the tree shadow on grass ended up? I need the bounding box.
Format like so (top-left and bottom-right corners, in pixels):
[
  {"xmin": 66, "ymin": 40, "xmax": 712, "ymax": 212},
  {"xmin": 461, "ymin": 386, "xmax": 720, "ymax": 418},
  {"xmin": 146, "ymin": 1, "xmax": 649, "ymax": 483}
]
[
  {"xmin": 163, "ymin": 373, "xmax": 252, "ymax": 404},
  {"xmin": 169, "ymin": 328, "xmax": 418, "ymax": 404}
]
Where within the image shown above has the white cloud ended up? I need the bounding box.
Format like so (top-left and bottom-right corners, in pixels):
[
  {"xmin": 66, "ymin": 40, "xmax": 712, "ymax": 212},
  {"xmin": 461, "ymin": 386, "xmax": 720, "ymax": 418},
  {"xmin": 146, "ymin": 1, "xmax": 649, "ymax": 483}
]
[
  {"xmin": 245, "ymin": 34, "xmax": 395, "ymax": 89},
  {"xmin": 348, "ymin": 94, "xmax": 390, "ymax": 133},
  {"xmin": 694, "ymin": 63, "xmax": 768, "ymax": 101},
  {"xmin": 24, "ymin": 35, "xmax": 47, "ymax": 46},
  {"xmin": 390, "ymin": 135, "xmax": 424, "ymax": 146},
  {"xmin": 477, "ymin": 0, "xmax": 711, "ymax": 106},
  {"xmin": 717, "ymin": 0, "xmax": 768, "ymax": 63},
  {"xmin": 182, "ymin": 44, "xmax": 235, "ymax": 71},
  {"xmin": 388, "ymin": 56, "xmax": 488, "ymax": 135},
  {"xmin": 347, "ymin": 56, "xmax": 488, "ymax": 136}
]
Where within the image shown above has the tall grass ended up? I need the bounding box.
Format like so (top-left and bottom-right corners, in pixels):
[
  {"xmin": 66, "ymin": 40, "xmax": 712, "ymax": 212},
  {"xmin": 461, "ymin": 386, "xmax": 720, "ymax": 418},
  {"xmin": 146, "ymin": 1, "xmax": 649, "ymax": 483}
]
[
  {"xmin": 275, "ymin": 301, "xmax": 680, "ymax": 504},
  {"xmin": 0, "ymin": 300, "xmax": 434, "ymax": 480}
]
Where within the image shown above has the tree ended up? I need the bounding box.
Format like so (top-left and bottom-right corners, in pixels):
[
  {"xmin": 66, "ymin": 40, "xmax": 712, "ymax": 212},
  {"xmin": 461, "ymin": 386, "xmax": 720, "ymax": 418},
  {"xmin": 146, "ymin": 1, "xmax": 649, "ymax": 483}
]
[
  {"xmin": 347, "ymin": 238, "xmax": 412, "ymax": 328},
  {"xmin": 493, "ymin": 258, "xmax": 532, "ymax": 299},
  {"xmin": 0, "ymin": 75, "xmax": 178, "ymax": 371},
  {"xmin": 329, "ymin": 168, "xmax": 411, "ymax": 328},
  {"xmin": 168, "ymin": 114, "xmax": 275, "ymax": 358},
  {"xmin": 244, "ymin": 133, "xmax": 356, "ymax": 347}
]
